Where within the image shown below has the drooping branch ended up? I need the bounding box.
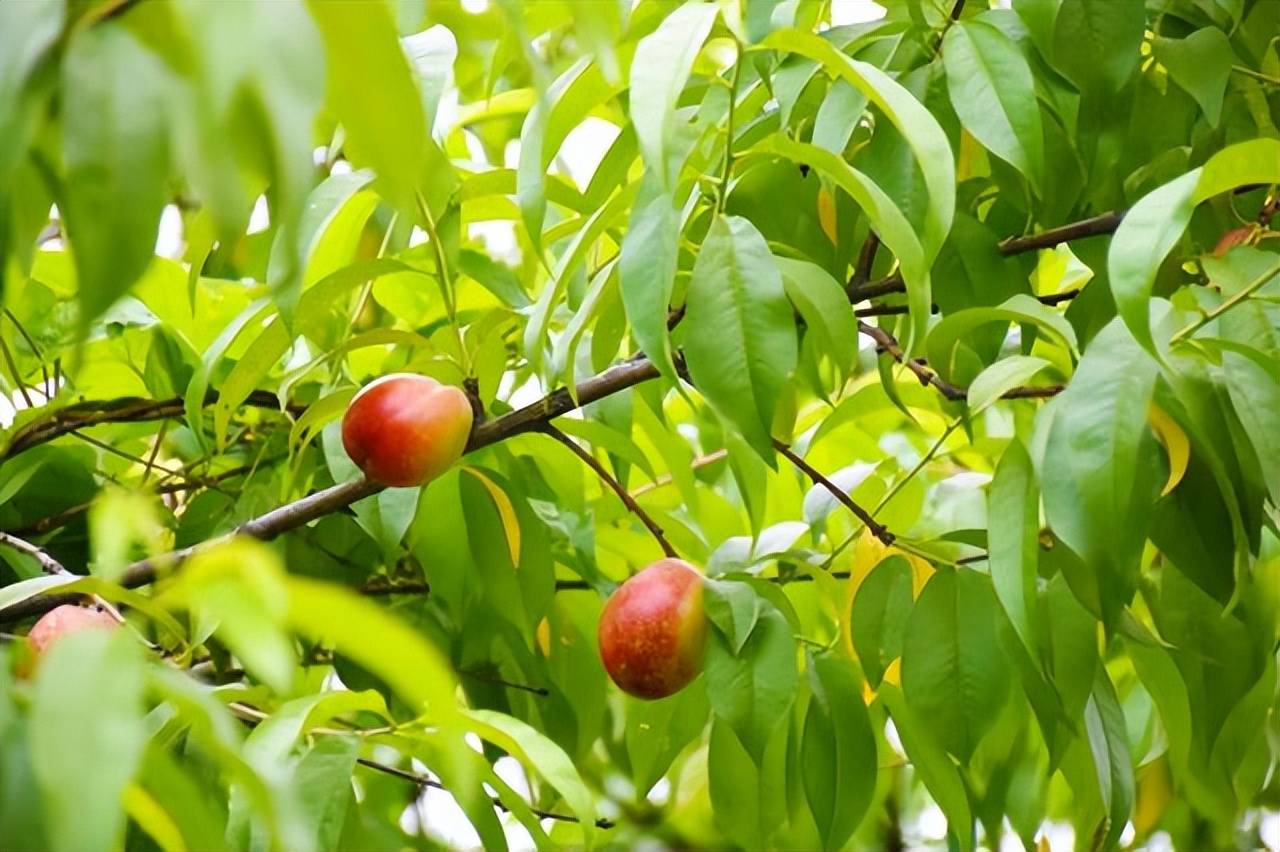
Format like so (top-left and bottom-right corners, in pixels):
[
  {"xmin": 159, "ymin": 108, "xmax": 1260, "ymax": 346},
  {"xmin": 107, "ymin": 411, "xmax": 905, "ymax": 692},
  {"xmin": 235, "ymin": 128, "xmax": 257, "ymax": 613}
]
[
  {"xmin": 772, "ymin": 440, "xmax": 894, "ymax": 545},
  {"xmin": 542, "ymin": 425, "xmax": 678, "ymax": 558}
]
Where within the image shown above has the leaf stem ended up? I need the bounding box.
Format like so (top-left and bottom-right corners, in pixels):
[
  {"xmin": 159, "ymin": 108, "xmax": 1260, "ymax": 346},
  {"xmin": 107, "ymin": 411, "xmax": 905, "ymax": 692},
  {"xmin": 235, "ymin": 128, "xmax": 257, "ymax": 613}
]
[
  {"xmin": 414, "ymin": 191, "xmax": 471, "ymax": 375},
  {"xmin": 872, "ymin": 418, "xmax": 962, "ymax": 518},
  {"xmin": 716, "ymin": 46, "xmax": 742, "ymax": 215},
  {"xmin": 1171, "ymin": 258, "xmax": 1280, "ymax": 345}
]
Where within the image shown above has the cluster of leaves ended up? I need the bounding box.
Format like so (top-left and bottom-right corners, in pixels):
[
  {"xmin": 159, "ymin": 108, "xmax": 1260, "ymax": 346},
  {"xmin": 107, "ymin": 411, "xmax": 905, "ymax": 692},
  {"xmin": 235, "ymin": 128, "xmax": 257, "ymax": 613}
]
[{"xmin": 0, "ymin": 0, "xmax": 1278, "ymax": 849}]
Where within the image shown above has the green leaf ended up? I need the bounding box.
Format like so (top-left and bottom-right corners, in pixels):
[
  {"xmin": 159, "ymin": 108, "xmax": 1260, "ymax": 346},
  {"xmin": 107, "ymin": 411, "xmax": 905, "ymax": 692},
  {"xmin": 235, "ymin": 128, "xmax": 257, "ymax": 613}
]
[
  {"xmin": 307, "ymin": 0, "xmax": 427, "ymax": 214},
  {"xmin": 683, "ymin": 215, "xmax": 798, "ymax": 460},
  {"xmin": 901, "ymin": 568, "xmax": 1011, "ymax": 761},
  {"xmin": 926, "ymin": 294, "xmax": 1078, "ymax": 384},
  {"xmin": 1153, "ymin": 28, "xmax": 1237, "ymax": 127},
  {"xmin": 295, "ymin": 737, "xmax": 359, "ymax": 852},
  {"xmin": 518, "ymin": 58, "xmax": 611, "ymax": 247},
  {"xmin": 1109, "ymin": 139, "xmax": 1280, "ymax": 354},
  {"xmin": 1083, "ymin": 668, "xmax": 1135, "ymax": 849},
  {"xmin": 61, "ymin": 24, "xmax": 171, "ymax": 327},
  {"xmin": 988, "ymin": 439, "xmax": 1040, "ymax": 660},
  {"xmin": 212, "ymin": 316, "xmax": 290, "ymax": 448},
  {"xmin": 618, "ymin": 180, "xmax": 680, "ymax": 381},
  {"xmin": 464, "ymin": 709, "xmax": 597, "ymax": 847},
  {"xmin": 1040, "ymin": 317, "xmax": 1162, "ymax": 625},
  {"xmin": 287, "ymin": 575, "xmax": 458, "ymax": 720},
  {"xmin": 777, "ymin": 257, "xmax": 858, "ymax": 382},
  {"xmin": 402, "ymin": 24, "xmax": 457, "ymax": 130},
  {"xmin": 759, "ymin": 29, "xmax": 956, "ymax": 259},
  {"xmin": 1050, "ymin": 0, "xmax": 1145, "ymax": 97},
  {"xmin": 707, "ymin": 716, "xmax": 789, "ymax": 849},
  {"xmin": 1107, "ymin": 170, "xmax": 1201, "ymax": 355},
  {"xmin": 625, "ymin": 684, "xmax": 710, "ymax": 794},
  {"xmin": 878, "ymin": 683, "xmax": 974, "ymax": 852},
  {"xmin": 801, "ymin": 652, "xmax": 877, "ymax": 851},
  {"xmin": 756, "ymin": 135, "xmax": 931, "ymax": 351},
  {"xmin": 942, "ymin": 21, "xmax": 1044, "ymax": 192},
  {"xmin": 850, "ymin": 555, "xmax": 913, "ymax": 687},
  {"xmin": 629, "ymin": 2, "xmax": 719, "ymax": 189},
  {"xmin": 31, "ymin": 631, "xmax": 146, "ymax": 852},
  {"xmin": 967, "ymin": 355, "xmax": 1053, "ymax": 413},
  {"xmin": 704, "ymin": 602, "xmax": 798, "ymax": 764},
  {"xmin": 703, "ymin": 577, "xmax": 761, "ymax": 655}
]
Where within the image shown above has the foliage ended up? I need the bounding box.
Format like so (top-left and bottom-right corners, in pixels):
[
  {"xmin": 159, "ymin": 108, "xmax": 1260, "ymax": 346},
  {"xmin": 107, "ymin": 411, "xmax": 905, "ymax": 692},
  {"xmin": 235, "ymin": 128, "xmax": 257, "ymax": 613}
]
[{"xmin": 0, "ymin": 0, "xmax": 1279, "ymax": 849}]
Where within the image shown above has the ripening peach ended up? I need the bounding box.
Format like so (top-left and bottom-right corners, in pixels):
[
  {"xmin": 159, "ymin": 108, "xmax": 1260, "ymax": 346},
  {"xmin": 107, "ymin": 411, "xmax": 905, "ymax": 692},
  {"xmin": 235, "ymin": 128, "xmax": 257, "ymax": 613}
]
[
  {"xmin": 598, "ymin": 559, "xmax": 708, "ymax": 700},
  {"xmin": 341, "ymin": 374, "xmax": 473, "ymax": 487}
]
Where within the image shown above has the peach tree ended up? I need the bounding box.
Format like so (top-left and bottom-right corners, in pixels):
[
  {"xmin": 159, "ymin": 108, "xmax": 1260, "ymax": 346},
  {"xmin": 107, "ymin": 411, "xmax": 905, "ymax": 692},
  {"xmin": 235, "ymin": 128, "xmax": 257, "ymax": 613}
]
[{"xmin": 0, "ymin": 0, "xmax": 1279, "ymax": 849}]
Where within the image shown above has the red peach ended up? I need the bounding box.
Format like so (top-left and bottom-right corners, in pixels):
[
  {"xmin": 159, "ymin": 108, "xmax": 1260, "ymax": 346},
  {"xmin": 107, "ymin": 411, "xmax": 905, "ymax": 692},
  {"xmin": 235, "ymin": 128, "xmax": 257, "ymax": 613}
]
[
  {"xmin": 27, "ymin": 604, "xmax": 119, "ymax": 658},
  {"xmin": 598, "ymin": 558, "xmax": 708, "ymax": 700},
  {"xmin": 341, "ymin": 374, "xmax": 473, "ymax": 487}
]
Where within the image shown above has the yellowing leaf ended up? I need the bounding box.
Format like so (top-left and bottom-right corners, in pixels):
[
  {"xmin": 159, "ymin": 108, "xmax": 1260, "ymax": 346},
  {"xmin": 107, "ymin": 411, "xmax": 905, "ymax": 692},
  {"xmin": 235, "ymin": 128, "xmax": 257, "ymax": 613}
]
[
  {"xmin": 1147, "ymin": 403, "xmax": 1189, "ymax": 496},
  {"xmin": 841, "ymin": 529, "xmax": 935, "ymax": 663},
  {"xmin": 463, "ymin": 467, "xmax": 521, "ymax": 565},
  {"xmin": 535, "ymin": 617, "xmax": 552, "ymax": 657},
  {"xmin": 123, "ymin": 784, "xmax": 186, "ymax": 852},
  {"xmin": 816, "ymin": 186, "xmax": 838, "ymax": 244}
]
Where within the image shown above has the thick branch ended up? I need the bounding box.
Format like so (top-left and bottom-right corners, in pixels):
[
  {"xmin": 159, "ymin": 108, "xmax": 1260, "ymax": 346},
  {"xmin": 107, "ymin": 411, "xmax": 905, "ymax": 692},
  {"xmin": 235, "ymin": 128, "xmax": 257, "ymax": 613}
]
[
  {"xmin": 772, "ymin": 440, "xmax": 894, "ymax": 545},
  {"xmin": 542, "ymin": 425, "xmax": 677, "ymax": 558}
]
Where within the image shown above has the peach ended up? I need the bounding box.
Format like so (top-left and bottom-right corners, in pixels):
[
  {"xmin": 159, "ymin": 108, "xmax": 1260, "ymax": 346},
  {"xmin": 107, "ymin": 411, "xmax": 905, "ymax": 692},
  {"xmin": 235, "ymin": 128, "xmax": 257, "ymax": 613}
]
[
  {"xmin": 598, "ymin": 559, "xmax": 708, "ymax": 700},
  {"xmin": 341, "ymin": 374, "xmax": 473, "ymax": 487}
]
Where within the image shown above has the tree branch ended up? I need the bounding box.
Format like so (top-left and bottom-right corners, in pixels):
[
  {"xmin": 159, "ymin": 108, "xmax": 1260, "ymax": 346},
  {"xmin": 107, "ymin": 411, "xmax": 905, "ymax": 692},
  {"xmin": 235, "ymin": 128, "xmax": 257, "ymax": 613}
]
[
  {"xmin": 2, "ymin": 390, "xmax": 305, "ymax": 460},
  {"xmin": 857, "ymin": 321, "xmax": 1063, "ymax": 401},
  {"xmin": 772, "ymin": 440, "xmax": 894, "ymax": 545},
  {"xmin": 355, "ymin": 758, "xmax": 615, "ymax": 829},
  {"xmin": 0, "ymin": 532, "xmax": 68, "ymax": 576},
  {"xmin": 847, "ymin": 208, "xmax": 1126, "ymax": 301},
  {"xmin": 542, "ymin": 425, "xmax": 677, "ymax": 558}
]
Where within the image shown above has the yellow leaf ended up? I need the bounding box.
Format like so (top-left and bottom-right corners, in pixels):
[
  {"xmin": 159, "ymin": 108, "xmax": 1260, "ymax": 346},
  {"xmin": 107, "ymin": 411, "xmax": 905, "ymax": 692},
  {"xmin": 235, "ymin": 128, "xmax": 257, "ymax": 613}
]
[
  {"xmin": 124, "ymin": 784, "xmax": 186, "ymax": 852},
  {"xmin": 841, "ymin": 529, "xmax": 936, "ymax": 662},
  {"xmin": 1134, "ymin": 758, "xmax": 1173, "ymax": 836},
  {"xmin": 463, "ymin": 467, "xmax": 521, "ymax": 566},
  {"xmin": 536, "ymin": 617, "xmax": 552, "ymax": 657},
  {"xmin": 1147, "ymin": 403, "xmax": 1189, "ymax": 497},
  {"xmin": 817, "ymin": 186, "xmax": 838, "ymax": 244}
]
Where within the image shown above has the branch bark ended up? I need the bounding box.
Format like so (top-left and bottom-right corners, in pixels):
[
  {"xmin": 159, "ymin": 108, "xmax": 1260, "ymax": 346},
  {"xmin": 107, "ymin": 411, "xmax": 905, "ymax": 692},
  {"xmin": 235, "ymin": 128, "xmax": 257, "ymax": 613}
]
[
  {"xmin": 542, "ymin": 425, "xmax": 678, "ymax": 558},
  {"xmin": 0, "ymin": 532, "xmax": 67, "ymax": 576},
  {"xmin": 2, "ymin": 390, "xmax": 305, "ymax": 460},
  {"xmin": 772, "ymin": 440, "xmax": 894, "ymax": 545}
]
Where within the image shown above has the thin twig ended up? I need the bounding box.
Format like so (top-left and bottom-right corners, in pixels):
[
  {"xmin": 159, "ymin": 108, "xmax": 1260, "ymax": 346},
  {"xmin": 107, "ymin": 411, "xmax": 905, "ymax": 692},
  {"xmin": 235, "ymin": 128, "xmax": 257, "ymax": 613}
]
[
  {"xmin": 543, "ymin": 425, "xmax": 677, "ymax": 558},
  {"xmin": 355, "ymin": 757, "xmax": 616, "ymax": 829},
  {"xmin": 996, "ymin": 210, "xmax": 1125, "ymax": 256},
  {"xmin": 716, "ymin": 46, "xmax": 742, "ymax": 215},
  {"xmin": 873, "ymin": 419, "xmax": 962, "ymax": 518},
  {"xmin": 1171, "ymin": 258, "xmax": 1280, "ymax": 344},
  {"xmin": 459, "ymin": 669, "xmax": 550, "ymax": 696},
  {"xmin": 630, "ymin": 449, "xmax": 728, "ymax": 497},
  {"xmin": 3, "ymin": 309, "xmax": 50, "ymax": 397},
  {"xmin": 772, "ymin": 440, "xmax": 894, "ymax": 545},
  {"xmin": 0, "ymin": 333, "xmax": 34, "ymax": 407}
]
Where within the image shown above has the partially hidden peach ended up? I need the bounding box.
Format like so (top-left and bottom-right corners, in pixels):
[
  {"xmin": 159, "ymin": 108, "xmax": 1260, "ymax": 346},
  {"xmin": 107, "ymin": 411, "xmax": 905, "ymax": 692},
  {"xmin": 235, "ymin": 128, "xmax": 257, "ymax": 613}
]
[
  {"xmin": 341, "ymin": 374, "xmax": 473, "ymax": 487},
  {"xmin": 598, "ymin": 558, "xmax": 708, "ymax": 700},
  {"xmin": 27, "ymin": 604, "xmax": 119, "ymax": 659},
  {"xmin": 1213, "ymin": 226, "xmax": 1255, "ymax": 257}
]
